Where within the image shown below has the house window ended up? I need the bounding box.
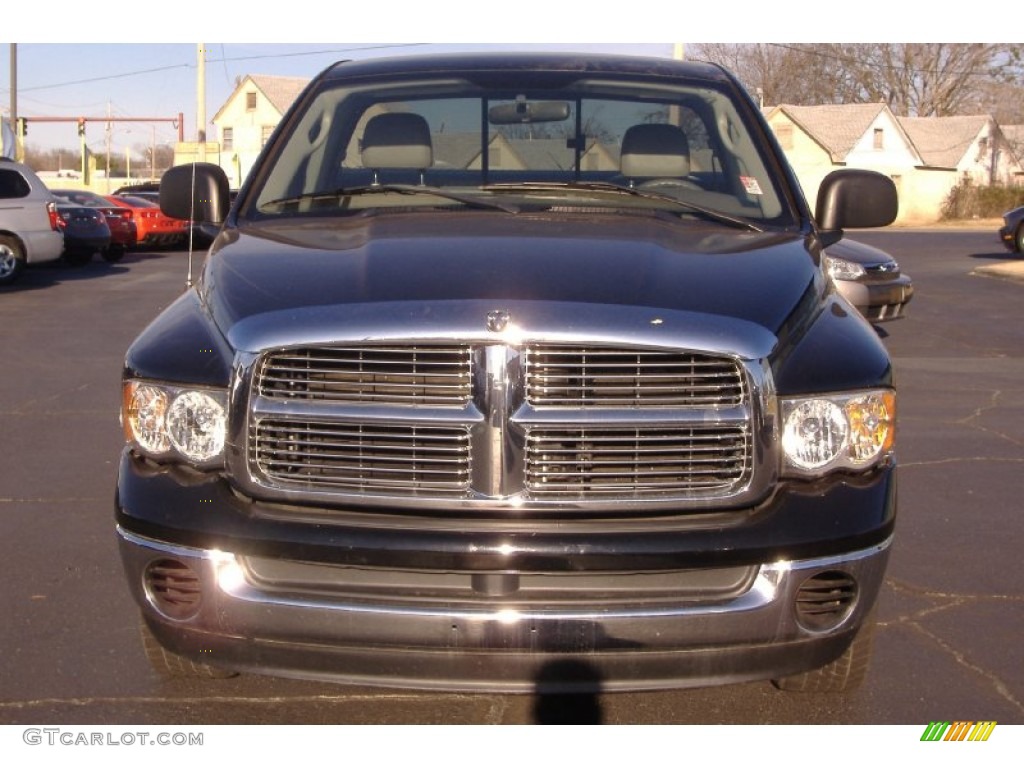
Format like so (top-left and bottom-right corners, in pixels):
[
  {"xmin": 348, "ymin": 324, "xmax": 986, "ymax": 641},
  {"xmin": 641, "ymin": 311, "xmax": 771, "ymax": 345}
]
[
  {"xmin": 774, "ymin": 124, "xmax": 794, "ymax": 151},
  {"xmin": 222, "ymin": 127, "xmax": 233, "ymax": 151},
  {"xmin": 261, "ymin": 125, "xmax": 274, "ymax": 147},
  {"xmin": 246, "ymin": 92, "xmax": 257, "ymax": 111},
  {"xmin": 873, "ymin": 128, "xmax": 884, "ymax": 150}
]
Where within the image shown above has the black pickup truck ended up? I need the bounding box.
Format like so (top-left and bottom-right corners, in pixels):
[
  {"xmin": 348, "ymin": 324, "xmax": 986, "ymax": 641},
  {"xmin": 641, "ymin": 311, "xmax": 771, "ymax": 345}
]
[{"xmin": 116, "ymin": 52, "xmax": 898, "ymax": 693}]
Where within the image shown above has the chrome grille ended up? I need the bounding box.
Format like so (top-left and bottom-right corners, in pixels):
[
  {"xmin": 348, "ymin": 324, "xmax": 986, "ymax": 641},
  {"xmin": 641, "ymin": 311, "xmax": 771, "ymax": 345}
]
[
  {"xmin": 244, "ymin": 341, "xmax": 759, "ymax": 508},
  {"xmin": 524, "ymin": 346, "xmax": 744, "ymax": 407},
  {"xmin": 252, "ymin": 419, "xmax": 472, "ymax": 495},
  {"xmin": 525, "ymin": 426, "xmax": 751, "ymax": 498},
  {"xmin": 257, "ymin": 345, "xmax": 472, "ymax": 405}
]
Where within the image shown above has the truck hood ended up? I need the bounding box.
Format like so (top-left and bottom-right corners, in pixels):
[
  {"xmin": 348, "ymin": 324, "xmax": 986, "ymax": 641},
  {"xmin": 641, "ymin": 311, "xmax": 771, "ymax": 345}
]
[{"xmin": 201, "ymin": 212, "xmax": 821, "ymax": 359}]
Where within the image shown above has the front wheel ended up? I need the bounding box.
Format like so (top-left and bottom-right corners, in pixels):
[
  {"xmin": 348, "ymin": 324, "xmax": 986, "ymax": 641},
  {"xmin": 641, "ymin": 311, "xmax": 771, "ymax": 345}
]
[
  {"xmin": 1015, "ymin": 224, "xmax": 1024, "ymax": 255},
  {"xmin": 772, "ymin": 617, "xmax": 877, "ymax": 693},
  {"xmin": 0, "ymin": 235, "xmax": 26, "ymax": 285},
  {"xmin": 102, "ymin": 246, "xmax": 125, "ymax": 263}
]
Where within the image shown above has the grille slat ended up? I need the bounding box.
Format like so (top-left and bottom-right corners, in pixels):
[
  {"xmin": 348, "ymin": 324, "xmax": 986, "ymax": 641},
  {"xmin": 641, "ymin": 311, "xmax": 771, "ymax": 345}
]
[
  {"xmin": 525, "ymin": 346, "xmax": 744, "ymax": 407},
  {"xmin": 253, "ymin": 419, "xmax": 472, "ymax": 495},
  {"xmin": 258, "ymin": 345, "xmax": 472, "ymax": 405},
  {"xmin": 525, "ymin": 426, "xmax": 750, "ymax": 497}
]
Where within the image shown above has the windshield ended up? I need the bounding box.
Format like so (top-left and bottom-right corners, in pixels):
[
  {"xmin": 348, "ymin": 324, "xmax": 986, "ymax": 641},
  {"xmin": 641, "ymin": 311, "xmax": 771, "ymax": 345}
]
[{"xmin": 249, "ymin": 72, "xmax": 793, "ymax": 226}]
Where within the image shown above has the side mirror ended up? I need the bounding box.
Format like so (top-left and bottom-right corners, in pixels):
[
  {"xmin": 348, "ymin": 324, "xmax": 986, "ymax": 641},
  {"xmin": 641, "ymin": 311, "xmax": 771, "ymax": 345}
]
[
  {"xmin": 815, "ymin": 169, "xmax": 898, "ymax": 246},
  {"xmin": 160, "ymin": 163, "xmax": 231, "ymax": 224}
]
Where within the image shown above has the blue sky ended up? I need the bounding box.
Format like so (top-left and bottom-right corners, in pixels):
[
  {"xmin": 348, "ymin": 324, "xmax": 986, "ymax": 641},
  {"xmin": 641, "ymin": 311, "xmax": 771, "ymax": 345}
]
[{"xmin": 1, "ymin": 2, "xmax": 999, "ymax": 156}]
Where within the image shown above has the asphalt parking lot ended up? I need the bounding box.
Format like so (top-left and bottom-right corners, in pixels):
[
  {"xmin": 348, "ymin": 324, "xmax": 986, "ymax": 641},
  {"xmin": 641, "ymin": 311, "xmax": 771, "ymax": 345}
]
[{"xmin": 0, "ymin": 229, "xmax": 1022, "ymax": 726}]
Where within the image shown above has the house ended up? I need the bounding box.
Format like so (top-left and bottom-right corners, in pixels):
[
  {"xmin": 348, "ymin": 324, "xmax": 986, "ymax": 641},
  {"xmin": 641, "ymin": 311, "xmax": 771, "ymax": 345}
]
[
  {"xmin": 210, "ymin": 74, "xmax": 310, "ymax": 187},
  {"xmin": 766, "ymin": 103, "xmax": 1024, "ymax": 222},
  {"xmin": 764, "ymin": 103, "xmax": 926, "ymax": 221},
  {"xmin": 1005, "ymin": 125, "xmax": 1024, "ymax": 186},
  {"xmin": 898, "ymin": 115, "xmax": 1022, "ymax": 188}
]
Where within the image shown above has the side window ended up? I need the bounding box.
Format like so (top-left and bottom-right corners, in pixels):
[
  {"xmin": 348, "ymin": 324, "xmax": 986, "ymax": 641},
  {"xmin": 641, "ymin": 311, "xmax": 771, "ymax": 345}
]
[{"xmin": 0, "ymin": 169, "xmax": 31, "ymax": 199}]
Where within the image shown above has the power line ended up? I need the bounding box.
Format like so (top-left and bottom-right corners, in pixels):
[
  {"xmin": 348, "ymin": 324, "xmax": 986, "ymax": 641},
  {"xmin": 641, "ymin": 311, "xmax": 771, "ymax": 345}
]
[{"xmin": 15, "ymin": 44, "xmax": 428, "ymax": 94}]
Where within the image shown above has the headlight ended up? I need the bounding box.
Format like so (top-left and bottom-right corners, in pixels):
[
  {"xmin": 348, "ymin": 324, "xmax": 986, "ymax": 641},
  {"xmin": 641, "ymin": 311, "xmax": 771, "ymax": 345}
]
[
  {"xmin": 123, "ymin": 381, "xmax": 227, "ymax": 466},
  {"xmin": 824, "ymin": 256, "xmax": 866, "ymax": 281},
  {"xmin": 781, "ymin": 390, "xmax": 895, "ymax": 476}
]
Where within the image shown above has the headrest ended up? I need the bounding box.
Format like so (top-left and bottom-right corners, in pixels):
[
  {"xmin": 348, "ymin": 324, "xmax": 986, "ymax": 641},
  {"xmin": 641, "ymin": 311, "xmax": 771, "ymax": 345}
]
[
  {"xmin": 620, "ymin": 124, "xmax": 690, "ymax": 178},
  {"xmin": 361, "ymin": 113, "xmax": 433, "ymax": 169}
]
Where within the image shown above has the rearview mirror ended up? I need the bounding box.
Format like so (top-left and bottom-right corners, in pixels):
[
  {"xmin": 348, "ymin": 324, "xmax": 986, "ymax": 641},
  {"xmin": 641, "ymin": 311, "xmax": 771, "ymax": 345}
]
[{"xmin": 488, "ymin": 100, "xmax": 571, "ymax": 125}]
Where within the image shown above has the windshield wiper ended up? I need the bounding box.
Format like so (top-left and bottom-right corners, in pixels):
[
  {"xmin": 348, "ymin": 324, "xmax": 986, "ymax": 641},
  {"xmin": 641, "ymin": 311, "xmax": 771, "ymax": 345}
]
[
  {"xmin": 262, "ymin": 184, "xmax": 520, "ymax": 214},
  {"xmin": 482, "ymin": 181, "xmax": 762, "ymax": 232}
]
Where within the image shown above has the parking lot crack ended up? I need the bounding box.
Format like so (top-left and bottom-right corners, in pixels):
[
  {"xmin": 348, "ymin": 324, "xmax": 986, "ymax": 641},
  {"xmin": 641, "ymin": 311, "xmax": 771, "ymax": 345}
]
[
  {"xmin": 908, "ymin": 622, "xmax": 1024, "ymax": 716},
  {"xmin": 898, "ymin": 456, "xmax": 1024, "ymax": 468},
  {"xmin": 882, "ymin": 578, "xmax": 1024, "ymax": 716}
]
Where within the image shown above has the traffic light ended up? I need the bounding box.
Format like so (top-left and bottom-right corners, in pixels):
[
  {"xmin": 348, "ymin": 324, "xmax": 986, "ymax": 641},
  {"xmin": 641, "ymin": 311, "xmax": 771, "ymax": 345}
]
[
  {"xmin": 77, "ymin": 118, "xmax": 86, "ymax": 137},
  {"xmin": 17, "ymin": 117, "xmax": 27, "ymax": 136}
]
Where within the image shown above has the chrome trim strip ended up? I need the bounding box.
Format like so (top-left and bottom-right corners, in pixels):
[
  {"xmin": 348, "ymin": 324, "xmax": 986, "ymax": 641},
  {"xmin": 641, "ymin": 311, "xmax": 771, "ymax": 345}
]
[{"xmin": 119, "ymin": 527, "xmax": 891, "ymax": 625}]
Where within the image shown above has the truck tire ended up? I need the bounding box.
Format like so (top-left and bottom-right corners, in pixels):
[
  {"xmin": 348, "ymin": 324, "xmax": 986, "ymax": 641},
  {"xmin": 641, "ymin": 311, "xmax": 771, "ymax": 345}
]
[
  {"xmin": 772, "ymin": 616, "xmax": 876, "ymax": 693},
  {"xmin": 102, "ymin": 246, "xmax": 125, "ymax": 263},
  {"xmin": 139, "ymin": 619, "xmax": 238, "ymax": 680},
  {"xmin": 0, "ymin": 235, "xmax": 26, "ymax": 286}
]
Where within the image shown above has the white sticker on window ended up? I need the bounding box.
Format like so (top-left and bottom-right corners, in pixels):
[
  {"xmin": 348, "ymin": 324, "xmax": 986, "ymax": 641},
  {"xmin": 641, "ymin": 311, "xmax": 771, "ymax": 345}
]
[{"xmin": 739, "ymin": 176, "xmax": 763, "ymax": 195}]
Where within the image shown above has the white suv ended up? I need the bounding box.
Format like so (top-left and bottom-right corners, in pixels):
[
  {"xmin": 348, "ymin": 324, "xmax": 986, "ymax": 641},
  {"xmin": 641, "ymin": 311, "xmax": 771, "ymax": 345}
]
[{"xmin": 0, "ymin": 159, "xmax": 64, "ymax": 285}]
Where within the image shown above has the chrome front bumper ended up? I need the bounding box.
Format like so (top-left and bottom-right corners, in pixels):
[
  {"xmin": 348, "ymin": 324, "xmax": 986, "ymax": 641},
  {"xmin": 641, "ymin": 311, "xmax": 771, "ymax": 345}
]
[{"xmin": 118, "ymin": 527, "xmax": 891, "ymax": 692}]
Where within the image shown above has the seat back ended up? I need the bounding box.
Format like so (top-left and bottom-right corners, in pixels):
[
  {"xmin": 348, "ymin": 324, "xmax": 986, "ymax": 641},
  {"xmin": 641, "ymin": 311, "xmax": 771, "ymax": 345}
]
[
  {"xmin": 620, "ymin": 124, "xmax": 690, "ymax": 179},
  {"xmin": 361, "ymin": 113, "xmax": 434, "ymax": 173}
]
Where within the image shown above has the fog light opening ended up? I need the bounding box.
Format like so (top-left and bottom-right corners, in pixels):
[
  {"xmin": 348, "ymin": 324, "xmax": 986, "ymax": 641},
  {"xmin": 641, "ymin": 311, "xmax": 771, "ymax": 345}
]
[
  {"xmin": 794, "ymin": 570, "xmax": 858, "ymax": 632},
  {"xmin": 144, "ymin": 558, "xmax": 203, "ymax": 621}
]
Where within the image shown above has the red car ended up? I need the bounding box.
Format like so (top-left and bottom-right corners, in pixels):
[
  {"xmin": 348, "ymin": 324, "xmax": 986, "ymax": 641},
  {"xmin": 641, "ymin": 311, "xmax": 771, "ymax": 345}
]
[
  {"xmin": 106, "ymin": 194, "xmax": 187, "ymax": 248},
  {"xmin": 51, "ymin": 189, "xmax": 138, "ymax": 259}
]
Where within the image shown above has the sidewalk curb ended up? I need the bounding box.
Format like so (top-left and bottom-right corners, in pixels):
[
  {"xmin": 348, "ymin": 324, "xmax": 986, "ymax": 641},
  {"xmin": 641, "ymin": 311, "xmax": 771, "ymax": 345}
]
[{"xmin": 973, "ymin": 261, "xmax": 1024, "ymax": 282}]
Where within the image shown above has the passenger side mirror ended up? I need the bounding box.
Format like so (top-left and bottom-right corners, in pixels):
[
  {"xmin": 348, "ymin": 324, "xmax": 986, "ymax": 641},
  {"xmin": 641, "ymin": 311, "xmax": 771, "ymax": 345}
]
[
  {"xmin": 160, "ymin": 163, "xmax": 231, "ymax": 225},
  {"xmin": 815, "ymin": 169, "xmax": 898, "ymax": 247}
]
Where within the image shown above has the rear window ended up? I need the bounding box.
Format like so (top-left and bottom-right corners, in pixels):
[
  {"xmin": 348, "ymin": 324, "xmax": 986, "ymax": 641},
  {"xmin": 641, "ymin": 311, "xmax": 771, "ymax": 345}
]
[{"xmin": 0, "ymin": 169, "xmax": 31, "ymax": 199}]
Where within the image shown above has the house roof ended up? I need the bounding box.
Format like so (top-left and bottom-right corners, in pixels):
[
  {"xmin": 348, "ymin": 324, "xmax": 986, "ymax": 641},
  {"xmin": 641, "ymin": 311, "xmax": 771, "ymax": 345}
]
[
  {"xmin": 213, "ymin": 75, "xmax": 310, "ymax": 123},
  {"xmin": 432, "ymin": 133, "xmax": 485, "ymax": 169},
  {"xmin": 898, "ymin": 115, "xmax": 991, "ymax": 169},
  {"xmin": 768, "ymin": 103, "xmax": 892, "ymax": 162}
]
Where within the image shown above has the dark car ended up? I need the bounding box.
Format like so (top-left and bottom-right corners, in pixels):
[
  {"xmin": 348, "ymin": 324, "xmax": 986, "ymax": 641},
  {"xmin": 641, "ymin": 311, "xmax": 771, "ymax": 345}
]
[
  {"xmin": 825, "ymin": 238, "xmax": 914, "ymax": 322},
  {"xmin": 54, "ymin": 200, "xmax": 111, "ymax": 265},
  {"xmin": 51, "ymin": 189, "xmax": 137, "ymax": 260},
  {"xmin": 118, "ymin": 53, "xmax": 899, "ymax": 694},
  {"xmin": 998, "ymin": 205, "xmax": 1024, "ymax": 254}
]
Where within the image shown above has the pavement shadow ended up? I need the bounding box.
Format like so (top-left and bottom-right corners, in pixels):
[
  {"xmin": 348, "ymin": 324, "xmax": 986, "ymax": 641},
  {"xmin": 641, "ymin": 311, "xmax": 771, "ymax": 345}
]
[
  {"xmin": 967, "ymin": 249, "xmax": 1020, "ymax": 261},
  {"xmin": 0, "ymin": 250, "xmax": 178, "ymax": 294},
  {"xmin": 532, "ymin": 659, "xmax": 604, "ymax": 724}
]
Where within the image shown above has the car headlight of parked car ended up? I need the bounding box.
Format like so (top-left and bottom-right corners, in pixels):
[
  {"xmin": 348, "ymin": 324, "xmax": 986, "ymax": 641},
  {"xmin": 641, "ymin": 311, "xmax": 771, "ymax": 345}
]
[
  {"xmin": 122, "ymin": 381, "xmax": 227, "ymax": 467},
  {"xmin": 781, "ymin": 390, "xmax": 895, "ymax": 476},
  {"xmin": 824, "ymin": 255, "xmax": 867, "ymax": 281}
]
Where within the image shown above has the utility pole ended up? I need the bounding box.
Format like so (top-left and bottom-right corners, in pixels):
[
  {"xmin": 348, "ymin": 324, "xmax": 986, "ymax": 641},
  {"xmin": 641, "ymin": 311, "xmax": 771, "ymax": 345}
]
[
  {"xmin": 9, "ymin": 44, "xmax": 20, "ymax": 162},
  {"xmin": 197, "ymin": 43, "xmax": 207, "ymax": 162}
]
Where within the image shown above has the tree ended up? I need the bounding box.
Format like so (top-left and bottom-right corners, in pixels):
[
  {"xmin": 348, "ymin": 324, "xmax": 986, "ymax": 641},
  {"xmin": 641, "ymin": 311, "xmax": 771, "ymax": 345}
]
[{"xmin": 691, "ymin": 43, "xmax": 1023, "ymax": 117}]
